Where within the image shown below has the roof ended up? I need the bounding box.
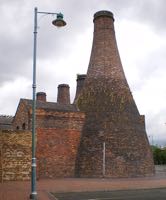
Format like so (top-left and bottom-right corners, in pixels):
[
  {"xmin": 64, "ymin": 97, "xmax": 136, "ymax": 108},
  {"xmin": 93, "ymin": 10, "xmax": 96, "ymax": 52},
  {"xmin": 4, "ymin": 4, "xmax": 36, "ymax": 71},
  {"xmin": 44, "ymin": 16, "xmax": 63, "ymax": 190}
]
[
  {"xmin": 0, "ymin": 115, "xmax": 13, "ymax": 130},
  {"xmin": 21, "ymin": 99, "xmax": 79, "ymax": 112}
]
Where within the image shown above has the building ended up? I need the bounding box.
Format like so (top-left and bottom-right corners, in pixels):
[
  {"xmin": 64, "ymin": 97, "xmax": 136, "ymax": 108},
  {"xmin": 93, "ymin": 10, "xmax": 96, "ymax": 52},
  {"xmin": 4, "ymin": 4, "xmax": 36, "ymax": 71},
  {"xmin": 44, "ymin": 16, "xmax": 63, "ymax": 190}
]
[{"xmin": 0, "ymin": 10, "xmax": 155, "ymax": 181}]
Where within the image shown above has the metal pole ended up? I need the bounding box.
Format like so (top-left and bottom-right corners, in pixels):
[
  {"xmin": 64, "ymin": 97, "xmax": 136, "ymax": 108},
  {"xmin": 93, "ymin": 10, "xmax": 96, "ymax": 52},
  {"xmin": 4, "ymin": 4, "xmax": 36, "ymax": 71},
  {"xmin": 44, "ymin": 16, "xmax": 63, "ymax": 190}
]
[
  {"xmin": 103, "ymin": 142, "xmax": 106, "ymax": 177},
  {"xmin": 29, "ymin": 7, "xmax": 66, "ymax": 199},
  {"xmin": 30, "ymin": 7, "xmax": 37, "ymax": 200}
]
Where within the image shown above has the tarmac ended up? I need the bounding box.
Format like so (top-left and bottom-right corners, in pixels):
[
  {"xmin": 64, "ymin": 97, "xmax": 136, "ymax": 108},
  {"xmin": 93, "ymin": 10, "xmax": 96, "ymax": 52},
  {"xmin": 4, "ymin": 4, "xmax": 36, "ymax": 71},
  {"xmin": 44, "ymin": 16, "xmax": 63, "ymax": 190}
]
[
  {"xmin": 1, "ymin": 172, "xmax": 166, "ymax": 200},
  {"xmin": 53, "ymin": 188, "xmax": 166, "ymax": 200}
]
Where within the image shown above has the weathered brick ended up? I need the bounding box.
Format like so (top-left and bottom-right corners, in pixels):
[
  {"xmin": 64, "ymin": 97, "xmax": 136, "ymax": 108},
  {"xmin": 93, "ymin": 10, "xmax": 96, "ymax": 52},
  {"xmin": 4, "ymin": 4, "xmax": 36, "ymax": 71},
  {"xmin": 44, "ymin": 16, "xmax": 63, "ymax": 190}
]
[
  {"xmin": 75, "ymin": 10, "xmax": 155, "ymax": 177},
  {"xmin": 0, "ymin": 10, "xmax": 155, "ymax": 180},
  {"xmin": 36, "ymin": 128, "xmax": 81, "ymax": 178},
  {"xmin": 0, "ymin": 130, "xmax": 31, "ymax": 181}
]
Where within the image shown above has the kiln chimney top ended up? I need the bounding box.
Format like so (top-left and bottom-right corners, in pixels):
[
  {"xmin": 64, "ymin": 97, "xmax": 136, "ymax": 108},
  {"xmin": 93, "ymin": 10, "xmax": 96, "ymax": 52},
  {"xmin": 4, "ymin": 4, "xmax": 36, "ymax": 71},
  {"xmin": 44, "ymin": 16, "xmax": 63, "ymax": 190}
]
[{"xmin": 94, "ymin": 10, "xmax": 114, "ymax": 21}]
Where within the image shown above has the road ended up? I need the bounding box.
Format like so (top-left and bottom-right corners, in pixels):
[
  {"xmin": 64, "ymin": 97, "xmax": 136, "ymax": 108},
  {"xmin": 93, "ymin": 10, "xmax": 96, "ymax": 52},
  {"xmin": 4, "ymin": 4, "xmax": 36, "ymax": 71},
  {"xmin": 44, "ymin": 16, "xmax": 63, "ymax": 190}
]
[{"xmin": 53, "ymin": 188, "xmax": 166, "ymax": 200}]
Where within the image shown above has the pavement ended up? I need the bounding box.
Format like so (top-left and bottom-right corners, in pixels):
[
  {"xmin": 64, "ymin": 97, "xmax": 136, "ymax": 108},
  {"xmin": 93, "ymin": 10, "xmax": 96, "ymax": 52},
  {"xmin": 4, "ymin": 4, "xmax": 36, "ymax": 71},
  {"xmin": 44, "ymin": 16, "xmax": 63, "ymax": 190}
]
[{"xmin": 1, "ymin": 173, "xmax": 166, "ymax": 200}]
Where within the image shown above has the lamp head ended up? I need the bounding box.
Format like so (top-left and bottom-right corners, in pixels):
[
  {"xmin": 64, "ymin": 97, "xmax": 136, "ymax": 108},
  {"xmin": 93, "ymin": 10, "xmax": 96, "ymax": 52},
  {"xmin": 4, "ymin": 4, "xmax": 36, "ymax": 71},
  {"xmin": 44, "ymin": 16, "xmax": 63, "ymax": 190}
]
[{"xmin": 52, "ymin": 13, "xmax": 66, "ymax": 27}]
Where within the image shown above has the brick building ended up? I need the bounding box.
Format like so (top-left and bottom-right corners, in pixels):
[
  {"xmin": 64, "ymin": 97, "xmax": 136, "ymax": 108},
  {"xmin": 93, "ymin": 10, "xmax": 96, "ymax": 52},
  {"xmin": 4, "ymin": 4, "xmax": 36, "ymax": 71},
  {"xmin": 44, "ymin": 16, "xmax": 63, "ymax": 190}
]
[{"xmin": 0, "ymin": 10, "xmax": 154, "ymax": 180}]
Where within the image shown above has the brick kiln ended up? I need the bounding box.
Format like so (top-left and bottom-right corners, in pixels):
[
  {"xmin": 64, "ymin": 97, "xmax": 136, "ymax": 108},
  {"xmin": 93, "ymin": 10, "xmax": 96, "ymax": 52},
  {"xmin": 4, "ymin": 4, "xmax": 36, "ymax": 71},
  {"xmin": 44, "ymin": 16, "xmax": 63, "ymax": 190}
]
[{"xmin": 0, "ymin": 10, "xmax": 154, "ymax": 180}]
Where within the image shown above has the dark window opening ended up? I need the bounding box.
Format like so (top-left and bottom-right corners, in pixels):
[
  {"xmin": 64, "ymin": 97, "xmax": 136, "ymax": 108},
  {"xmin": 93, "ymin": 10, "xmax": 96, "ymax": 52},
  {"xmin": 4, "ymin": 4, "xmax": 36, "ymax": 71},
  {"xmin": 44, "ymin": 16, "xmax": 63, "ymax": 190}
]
[{"xmin": 22, "ymin": 123, "xmax": 26, "ymax": 130}]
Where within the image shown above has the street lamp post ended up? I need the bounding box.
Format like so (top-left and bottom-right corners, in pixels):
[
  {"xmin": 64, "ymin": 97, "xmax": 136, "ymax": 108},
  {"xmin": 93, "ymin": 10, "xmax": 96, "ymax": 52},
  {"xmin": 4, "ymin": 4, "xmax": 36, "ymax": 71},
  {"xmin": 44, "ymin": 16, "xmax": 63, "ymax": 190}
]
[{"xmin": 30, "ymin": 7, "xmax": 66, "ymax": 200}]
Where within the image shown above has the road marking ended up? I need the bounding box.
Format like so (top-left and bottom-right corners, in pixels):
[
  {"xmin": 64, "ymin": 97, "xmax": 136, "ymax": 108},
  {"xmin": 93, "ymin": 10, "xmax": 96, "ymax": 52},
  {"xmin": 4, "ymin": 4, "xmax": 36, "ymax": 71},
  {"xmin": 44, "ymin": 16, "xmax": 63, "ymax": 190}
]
[
  {"xmin": 48, "ymin": 192, "xmax": 59, "ymax": 200},
  {"xmin": 87, "ymin": 198, "xmax": 120, "ymax": 200}
]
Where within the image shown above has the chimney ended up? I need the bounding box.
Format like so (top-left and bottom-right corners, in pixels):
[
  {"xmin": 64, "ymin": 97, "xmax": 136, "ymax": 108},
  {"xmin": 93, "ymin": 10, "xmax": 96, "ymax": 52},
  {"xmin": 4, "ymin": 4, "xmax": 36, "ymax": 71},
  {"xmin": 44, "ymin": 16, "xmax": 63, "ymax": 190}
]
[
  {"xmin": 74, "ymin": 74, "xmax": 86, "ymax": 103},
  {"xmin": 77, "ymin": 10, "xmax": 138, "ymax": 112},
  {"xmin": 75, "ymin": 11, "xmax": 154, "ymax": 178},
  {"xmin": 57, "ymin": 84, "xmax": 70, "ymax": 104},
  {"xmin": 36, "ymin": 92, "xmax": 46, "ymax": 102}
]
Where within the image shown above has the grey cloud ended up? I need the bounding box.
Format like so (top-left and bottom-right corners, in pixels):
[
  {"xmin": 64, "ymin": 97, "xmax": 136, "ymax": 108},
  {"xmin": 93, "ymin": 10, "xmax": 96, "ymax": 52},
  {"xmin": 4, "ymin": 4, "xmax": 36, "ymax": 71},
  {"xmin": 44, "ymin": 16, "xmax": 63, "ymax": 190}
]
[
  {"xmin": 0, "ymin": 30, "xmax": 32, "ymax": 82},
  {"xmin": 135, "ymin": 48, "xmax": 166, "ymax": 84},
  {"xmin": 1, "ymin": 0, "xmax": 165, "ymax": 84},
  {"xmin": 120, "ymin": 0, "xmax": 166, "ymax": 33},
  {"xmin": 146, "ymin": 109, "xmax": 166, "ymax": 146}
]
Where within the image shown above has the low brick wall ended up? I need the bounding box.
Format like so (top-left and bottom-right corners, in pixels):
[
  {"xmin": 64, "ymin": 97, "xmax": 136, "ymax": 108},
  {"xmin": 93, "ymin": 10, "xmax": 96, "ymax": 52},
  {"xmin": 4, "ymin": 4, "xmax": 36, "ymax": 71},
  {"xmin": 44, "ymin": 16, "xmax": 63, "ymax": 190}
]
[
  {"xmin": 36, "ymin": 128, "xmax": 81, "ymax": 178},
  {"xmin": 0, "ymin": 130, "xmax": 31, "ymax": 182},
  {"xmin": 0, "ymin": 128, "xmax": 82, "ymax": 181}
]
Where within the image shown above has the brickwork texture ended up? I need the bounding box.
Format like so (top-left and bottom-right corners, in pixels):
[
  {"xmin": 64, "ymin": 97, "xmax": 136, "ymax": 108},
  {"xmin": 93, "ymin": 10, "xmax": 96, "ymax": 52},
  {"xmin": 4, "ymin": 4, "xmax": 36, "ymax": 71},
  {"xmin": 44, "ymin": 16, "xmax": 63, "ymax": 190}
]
[
  {"xmin": 75, "ymin": 11, "xmax": 155, "ymax": 177},
  {"xmin": 0, "ymin": 130, "xmax": 31, "ymax": 181},
  {"xmin": 0, "ymin": 10, "xmax": 155, "ymax": 180},
  {"xmin": 36, "ymin": 128, "xmax": 81, "ymax": 178},
  {"xmin": 0, "ymin": 128, "xmax": 82, "ymax": 181}
]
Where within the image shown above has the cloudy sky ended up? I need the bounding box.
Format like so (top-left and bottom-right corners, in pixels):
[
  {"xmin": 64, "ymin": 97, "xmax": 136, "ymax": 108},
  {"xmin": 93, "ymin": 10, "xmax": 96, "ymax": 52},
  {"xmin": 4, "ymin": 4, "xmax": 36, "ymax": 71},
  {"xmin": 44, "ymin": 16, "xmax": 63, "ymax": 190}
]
[{"xmin": 0, "ymin": 0, "xmax": 166, "ymax": 145}]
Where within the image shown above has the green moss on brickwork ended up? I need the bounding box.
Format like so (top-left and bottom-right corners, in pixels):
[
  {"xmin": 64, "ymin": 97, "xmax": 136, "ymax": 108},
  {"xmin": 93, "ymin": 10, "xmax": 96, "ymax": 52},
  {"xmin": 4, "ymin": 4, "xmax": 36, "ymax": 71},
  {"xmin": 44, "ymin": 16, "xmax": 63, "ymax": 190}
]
[{"xmin": 77, "ymin": 78, "xmax": 138, "ymax": 115}]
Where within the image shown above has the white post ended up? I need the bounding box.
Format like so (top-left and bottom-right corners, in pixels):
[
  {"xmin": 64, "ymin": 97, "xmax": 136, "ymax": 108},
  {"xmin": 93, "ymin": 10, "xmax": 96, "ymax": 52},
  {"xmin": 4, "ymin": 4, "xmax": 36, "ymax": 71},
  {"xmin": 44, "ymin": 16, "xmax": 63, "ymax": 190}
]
[{"xmin": 103, "ymin": 142, "xmax": 106, "ymax": 177}]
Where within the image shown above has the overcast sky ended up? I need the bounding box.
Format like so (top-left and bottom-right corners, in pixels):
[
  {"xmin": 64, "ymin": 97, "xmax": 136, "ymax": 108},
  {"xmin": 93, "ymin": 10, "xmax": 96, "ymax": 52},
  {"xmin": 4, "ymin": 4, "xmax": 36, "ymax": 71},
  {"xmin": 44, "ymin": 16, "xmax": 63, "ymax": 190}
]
[{"xmin": 0, "ymin": 0, "xmax": 166, "ymax": 145}]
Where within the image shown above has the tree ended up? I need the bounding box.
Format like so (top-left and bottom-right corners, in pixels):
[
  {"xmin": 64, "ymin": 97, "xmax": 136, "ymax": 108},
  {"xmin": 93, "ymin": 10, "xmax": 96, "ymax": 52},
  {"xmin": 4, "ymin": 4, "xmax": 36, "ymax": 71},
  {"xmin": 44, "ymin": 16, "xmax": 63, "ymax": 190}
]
[{"xmin": 151, "ymin": 145, "xmax": 166, "ymax": 165}]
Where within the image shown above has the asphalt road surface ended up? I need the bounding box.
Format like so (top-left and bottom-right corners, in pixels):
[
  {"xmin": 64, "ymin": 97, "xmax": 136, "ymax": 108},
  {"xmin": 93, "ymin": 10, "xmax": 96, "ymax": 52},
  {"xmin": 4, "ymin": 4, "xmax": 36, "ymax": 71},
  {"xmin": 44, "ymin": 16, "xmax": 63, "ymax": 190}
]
[{"xmin": 53, "ymin": 188, "xmax": 166, "ymax": 200}]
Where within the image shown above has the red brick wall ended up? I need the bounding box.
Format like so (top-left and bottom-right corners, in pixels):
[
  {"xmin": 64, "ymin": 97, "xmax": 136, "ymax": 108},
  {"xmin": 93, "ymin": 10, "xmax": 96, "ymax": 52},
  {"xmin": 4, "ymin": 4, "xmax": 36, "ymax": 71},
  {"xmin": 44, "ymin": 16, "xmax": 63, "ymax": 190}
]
[
  {"xmin": 35, "ymin": 110, "xmax": 85, "ymax": 130},
  {"xmin": 13, "ymin": 100, "xmax": 85, "ymax": 132},
  {"xmin": 36, "ymin": 128, "xmax": 81, "ymax": 178},
  {"xmin": 0, "ymin": 128, "xmax": 82, "ymax": 181}
]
